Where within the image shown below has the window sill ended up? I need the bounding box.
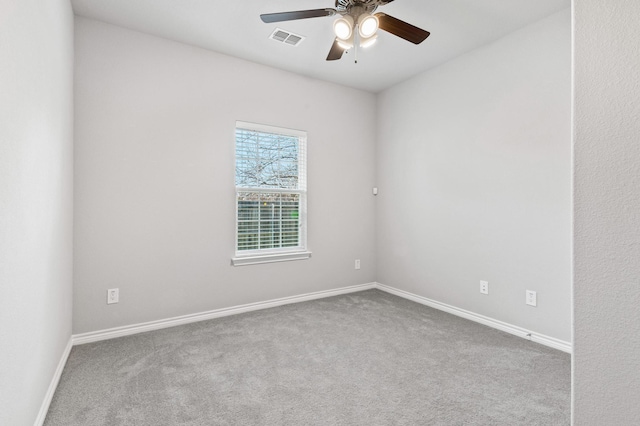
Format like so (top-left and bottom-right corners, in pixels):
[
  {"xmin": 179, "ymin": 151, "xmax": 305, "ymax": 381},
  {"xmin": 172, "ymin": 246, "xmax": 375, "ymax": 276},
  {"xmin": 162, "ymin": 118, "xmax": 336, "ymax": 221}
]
[{"xmin": 231, "ymin": 251, "xmax": 312, "ymax": 267}]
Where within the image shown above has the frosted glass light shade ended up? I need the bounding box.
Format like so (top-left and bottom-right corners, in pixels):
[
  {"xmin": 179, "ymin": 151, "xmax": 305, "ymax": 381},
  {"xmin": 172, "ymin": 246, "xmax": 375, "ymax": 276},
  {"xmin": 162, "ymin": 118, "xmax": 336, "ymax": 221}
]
[
  {"xmin": 334, "ymin": 16, "xmax": 354, "ymax": 40},
  {"xmin": 360, "ymin": 34, "xmax": 378, "ymax": 48},
  {"xmin": 358, "ymin": 14, "xmax": 379, "ymax": 38},
  {"xmin": 337, "ymin": 38, "xmax": 354, "ymax": 50}
]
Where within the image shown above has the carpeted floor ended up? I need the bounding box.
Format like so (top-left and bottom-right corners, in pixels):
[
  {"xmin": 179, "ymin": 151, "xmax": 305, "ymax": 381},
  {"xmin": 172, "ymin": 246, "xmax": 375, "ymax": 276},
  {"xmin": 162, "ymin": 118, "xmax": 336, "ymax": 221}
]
[{"xmin": 45, "ymin": 289, "xmax": 570, "ymax": 425}]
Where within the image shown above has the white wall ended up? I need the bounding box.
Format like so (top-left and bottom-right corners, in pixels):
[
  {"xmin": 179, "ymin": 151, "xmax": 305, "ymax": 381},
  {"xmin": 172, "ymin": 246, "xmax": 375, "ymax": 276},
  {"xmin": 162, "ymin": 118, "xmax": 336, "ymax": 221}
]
[
  {"xmin": 73, "ymin": 18, "xmax": 376, "ymax": 334},
  {"xmin": 375, "ymin": 10, "xmax": 572, "ymax": 342},
  {"xmin": 573, "ymin": 0, "xmax": 640, "ymax": 423},
  {"xmin": 0, "ymin": 0, "xmax": 74, "ymax": 425}
]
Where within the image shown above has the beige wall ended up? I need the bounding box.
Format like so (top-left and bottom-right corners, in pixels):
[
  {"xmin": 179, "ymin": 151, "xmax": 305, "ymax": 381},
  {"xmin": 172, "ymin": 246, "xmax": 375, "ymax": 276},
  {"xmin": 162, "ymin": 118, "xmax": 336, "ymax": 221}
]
[
  {"xmin": 573, "ymin": 0, "xmax": 640, "ymax": 423},
  {"xmin": 375, "ymin": 10, "xmax": 572, "ymax": 342},
  {"xmin": 73, "ymin": 17, "xmax": 377, "ymax": 334},
  {"xmin": 0, "ymin": 0, "xmax": 74, "ymax": 424}
]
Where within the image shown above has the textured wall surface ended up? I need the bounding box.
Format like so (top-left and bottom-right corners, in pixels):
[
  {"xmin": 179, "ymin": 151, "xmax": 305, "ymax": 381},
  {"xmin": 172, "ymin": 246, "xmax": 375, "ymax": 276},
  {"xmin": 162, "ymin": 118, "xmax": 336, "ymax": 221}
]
[
  {"xmin": 375, "ymin": 10, "xmax": 572, "ymax": 342},
  {"xmin": 0, "ymin": 0, "xmax": 74, "ymax": 424},
  {"xmin": 573, "ymin": 0, "xmax": 640, "ymax": 423},
  {"xmin": 73, "ymin": 18, "xmax": 376, "ymax": 334}
]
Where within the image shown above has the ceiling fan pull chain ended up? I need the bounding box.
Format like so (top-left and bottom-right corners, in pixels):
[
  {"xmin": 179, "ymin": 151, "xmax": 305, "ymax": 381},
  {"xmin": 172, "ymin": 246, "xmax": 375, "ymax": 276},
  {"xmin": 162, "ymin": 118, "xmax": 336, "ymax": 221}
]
[{"xmin": 355, "ymin": 31, "xmax": 359, "ymax": 64}]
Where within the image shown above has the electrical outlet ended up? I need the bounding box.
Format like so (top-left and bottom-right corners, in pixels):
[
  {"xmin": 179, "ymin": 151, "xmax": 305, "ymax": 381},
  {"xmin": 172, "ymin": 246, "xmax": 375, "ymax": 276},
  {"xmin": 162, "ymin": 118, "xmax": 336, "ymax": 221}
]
[
  {"xmin": 526, "ymin": 290, "xmax": 537, "ymax": 306},
  {"xmin": 355, "ymin": 259, "xmax": 361, "ymax": 270},
  {"xmin": 480, "ymin": 280, "xmax": 489, "ymax": 295},
  {"xmin": 107, "ymin": 288, "xmax": 119, "ymax": 304}
]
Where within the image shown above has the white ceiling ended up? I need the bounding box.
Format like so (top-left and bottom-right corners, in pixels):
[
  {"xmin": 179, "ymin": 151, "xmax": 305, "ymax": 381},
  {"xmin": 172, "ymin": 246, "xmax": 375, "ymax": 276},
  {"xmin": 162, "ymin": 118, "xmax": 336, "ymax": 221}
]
[{"xmin": 71, "ymin": 0, "xmax": 569, "ymax": 93}]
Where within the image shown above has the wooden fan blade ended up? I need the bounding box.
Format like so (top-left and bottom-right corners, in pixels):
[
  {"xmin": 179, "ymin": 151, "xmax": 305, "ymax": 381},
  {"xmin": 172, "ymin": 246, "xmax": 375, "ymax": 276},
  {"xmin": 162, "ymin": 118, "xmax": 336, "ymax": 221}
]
[
  {"xmin": 326, "ymin": 39, "xmax": 345, "ymax": 61},
  {"xmin": 260, "ymin": 9, "xmax": 335, "ymax": 23},
  {"xmin": 375, "ymin": 13, "xmax": 430, "ymax": 44}
]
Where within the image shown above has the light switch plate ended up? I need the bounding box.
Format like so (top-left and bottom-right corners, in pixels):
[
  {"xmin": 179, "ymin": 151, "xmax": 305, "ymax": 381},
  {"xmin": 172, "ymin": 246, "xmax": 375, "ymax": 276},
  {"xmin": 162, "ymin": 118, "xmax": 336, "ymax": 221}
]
[
  {"xmin": 526, "ymin": 290, "xmax": 537, "ymax": 306},
  {"xmin": 107, "ymin": 288, "xmax": 119, "ymax": 304}
]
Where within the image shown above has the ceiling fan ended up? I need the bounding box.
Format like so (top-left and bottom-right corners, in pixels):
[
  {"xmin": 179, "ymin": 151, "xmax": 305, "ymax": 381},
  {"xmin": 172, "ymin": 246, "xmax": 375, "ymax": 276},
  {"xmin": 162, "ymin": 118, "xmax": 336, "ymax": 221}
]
[{"xmin": 260, "ymin": 0, "xmax": 430, "ymax": 61}]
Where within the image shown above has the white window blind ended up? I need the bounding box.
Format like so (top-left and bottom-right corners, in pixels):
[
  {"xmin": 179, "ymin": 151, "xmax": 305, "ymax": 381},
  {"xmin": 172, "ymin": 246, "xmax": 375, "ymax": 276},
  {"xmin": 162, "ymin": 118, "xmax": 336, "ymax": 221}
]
[{"xmin": 234, "ymin": 121, "xmax": 307, "ymax": 259}]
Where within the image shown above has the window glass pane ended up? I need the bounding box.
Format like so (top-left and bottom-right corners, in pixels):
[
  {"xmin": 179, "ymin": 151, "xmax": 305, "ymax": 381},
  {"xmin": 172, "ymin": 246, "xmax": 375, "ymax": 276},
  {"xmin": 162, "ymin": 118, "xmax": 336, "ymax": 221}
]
[
  {"xmin": 236, "ymin": 192, "xmax": 300, "ymax": 252},
  {"xmin": 235, "ymin": 129, "xmax": 300, "ymax": 189}
]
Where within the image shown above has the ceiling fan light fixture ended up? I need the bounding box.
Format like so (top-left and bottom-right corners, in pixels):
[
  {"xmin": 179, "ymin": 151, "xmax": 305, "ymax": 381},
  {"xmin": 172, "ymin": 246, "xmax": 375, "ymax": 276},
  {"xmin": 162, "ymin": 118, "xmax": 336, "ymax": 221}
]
[
  {"xmin": 359, "ymin": 33, "xmax": 378, "ymax": 48},
  {"xmin": 259, "ymin": 3, "xmax": 431, "ymax": 62},
  {"xmin": 333, "ymin": 15, "xmax": 354, "ymax": 40},
  {"xmin": 358, "ymin": 14, "xmax": 379, "ymax": 38},
  {"xmin": 336, "ymin": 37, "xmax": 354, "ymax": 50}
]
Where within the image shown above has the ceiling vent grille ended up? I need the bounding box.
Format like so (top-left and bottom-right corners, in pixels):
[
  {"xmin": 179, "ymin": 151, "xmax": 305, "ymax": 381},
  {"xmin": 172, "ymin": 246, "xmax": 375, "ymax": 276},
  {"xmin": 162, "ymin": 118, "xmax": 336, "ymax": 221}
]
[{"xmin": 269, "ymin": 28, "xmax": 305, "ymax": 46}]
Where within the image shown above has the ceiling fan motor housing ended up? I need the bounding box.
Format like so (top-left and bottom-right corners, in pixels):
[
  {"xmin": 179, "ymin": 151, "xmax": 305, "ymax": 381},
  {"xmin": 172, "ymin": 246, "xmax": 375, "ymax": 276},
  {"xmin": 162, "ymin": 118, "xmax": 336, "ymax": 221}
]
[{"xmin": 335, "ymin": 0, "xmax": 384, "ymax": 16}]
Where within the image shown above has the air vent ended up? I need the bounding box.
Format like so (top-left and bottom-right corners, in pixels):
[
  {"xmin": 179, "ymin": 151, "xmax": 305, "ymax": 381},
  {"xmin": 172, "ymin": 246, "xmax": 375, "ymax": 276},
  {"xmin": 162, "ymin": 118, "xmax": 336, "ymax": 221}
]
[{"xmin": 269, "ymin": 28, "xmax": 305, "ymax": 46}]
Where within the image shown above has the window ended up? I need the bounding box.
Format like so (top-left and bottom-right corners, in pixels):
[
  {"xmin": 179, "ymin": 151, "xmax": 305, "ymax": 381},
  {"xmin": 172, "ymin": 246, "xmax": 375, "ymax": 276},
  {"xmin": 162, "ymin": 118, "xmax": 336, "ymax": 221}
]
[{"xmin": 232, "ymin": 121, "xmax": 309, "ymax": 266}]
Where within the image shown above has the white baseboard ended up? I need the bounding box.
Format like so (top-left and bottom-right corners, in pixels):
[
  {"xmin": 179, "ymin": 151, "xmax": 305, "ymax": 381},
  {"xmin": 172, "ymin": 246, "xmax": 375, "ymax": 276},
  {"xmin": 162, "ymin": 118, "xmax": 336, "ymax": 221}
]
[
  {"xmin": 73, "ymin": 282, "xmax": 376, "ymax": 345},
  {"xmin": 34, "ymin": 337, "xmax": 73, "ymax": 426},
  {"xmin": 72, "ymin": 281, "xmax": 571, "ymax": 353},
  {"xmin": 374, "ymin": 282, "xmax": 572, "ymax": 353}
]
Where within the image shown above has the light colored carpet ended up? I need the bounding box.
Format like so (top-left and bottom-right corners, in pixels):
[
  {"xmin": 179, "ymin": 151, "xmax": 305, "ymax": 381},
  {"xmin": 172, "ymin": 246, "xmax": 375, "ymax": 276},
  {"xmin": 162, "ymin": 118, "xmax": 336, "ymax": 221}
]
[{"xmin": 45, "ymin": 289, "xmax": 570, "ymax": 425}]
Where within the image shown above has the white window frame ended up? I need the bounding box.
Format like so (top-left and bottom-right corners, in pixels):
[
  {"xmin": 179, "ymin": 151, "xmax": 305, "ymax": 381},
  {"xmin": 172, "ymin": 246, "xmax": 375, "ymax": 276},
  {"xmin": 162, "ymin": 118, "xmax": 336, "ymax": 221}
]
[{"xmin": 231, "ymin": 121, "xmax": 310, "ymax": 266}]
